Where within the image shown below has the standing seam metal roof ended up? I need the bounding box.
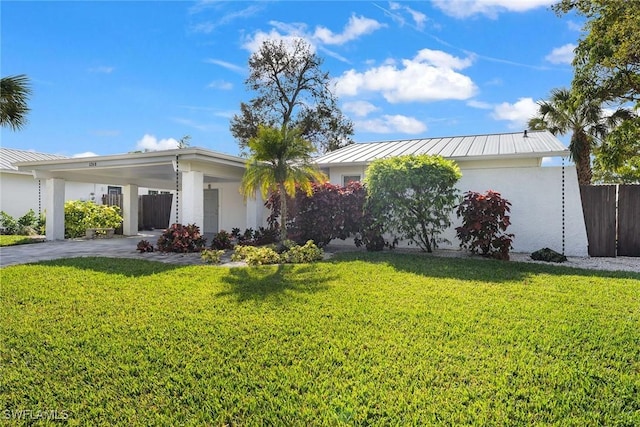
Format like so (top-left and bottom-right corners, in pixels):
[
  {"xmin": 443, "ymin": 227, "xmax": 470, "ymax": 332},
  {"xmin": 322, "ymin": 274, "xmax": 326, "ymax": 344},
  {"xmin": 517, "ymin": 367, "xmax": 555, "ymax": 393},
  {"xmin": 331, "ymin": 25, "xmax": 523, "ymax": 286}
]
[
  {"xmin": 315, "ymin": 130, "xmax": 568, "ymax": 165},
  {"xmin": 0, "ymin": 148, "xmax": 69, "ymax": 171}
]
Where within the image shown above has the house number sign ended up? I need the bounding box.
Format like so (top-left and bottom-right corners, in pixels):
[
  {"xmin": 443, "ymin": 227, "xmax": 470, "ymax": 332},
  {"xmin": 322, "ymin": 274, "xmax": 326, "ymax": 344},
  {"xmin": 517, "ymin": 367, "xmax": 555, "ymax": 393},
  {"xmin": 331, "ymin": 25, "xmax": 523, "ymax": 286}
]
[{"xmin": 88, "ymin": 162, "xmax": 97, "ymax": 167}]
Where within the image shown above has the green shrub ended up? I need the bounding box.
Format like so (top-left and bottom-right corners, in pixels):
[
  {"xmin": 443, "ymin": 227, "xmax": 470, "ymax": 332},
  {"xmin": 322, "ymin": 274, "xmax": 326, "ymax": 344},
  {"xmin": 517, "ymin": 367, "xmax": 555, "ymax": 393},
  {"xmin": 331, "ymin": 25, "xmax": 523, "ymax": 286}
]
[
  {"xmin": 0, "ymin": 210, "xmax": 44, "ymax": 235},
  {"xmin": 365, "ymin": 154, "xmax": 461, "ymax": 252},
  {"xmin": 156, "ymin": 223, "xmax": 206, "ymax": 253},
  {"xmin": 231, "ymin": 245, "xmax": 281, "ymax": 265},
  {"xmin": 281, "ymin": 240, "xmax": 324, "ymax": 263},
  {"xmin": 64, "ymin": 200, "xmax": 123, "ymax": 238},
  {"xmin": 231, "ymin": 241, "xmax": 324, "ymax": 265},
  {"xmin": 201, "ymin": 249, "xmax": 225, "ymax": 264},
  {"xmin": 0, "ymin": 211, "xmax": 18, "ymax": 235}
]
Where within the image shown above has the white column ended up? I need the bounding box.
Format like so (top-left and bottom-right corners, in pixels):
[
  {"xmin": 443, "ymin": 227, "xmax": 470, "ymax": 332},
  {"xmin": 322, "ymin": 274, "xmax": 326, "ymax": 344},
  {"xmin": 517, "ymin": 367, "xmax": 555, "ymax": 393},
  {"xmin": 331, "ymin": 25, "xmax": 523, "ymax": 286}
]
[
  {"xmin": 245, "ymin": 191, "xmax": 264, "ymax": 230},
  {"xmin": 181, "ymin": 170, "xmax": 204, "ymax": 228},
  {"xmin": 122, "ymin": 184, "xmax": 139, "ymax": 236},
  {"xmin": 45, "ymin": 178, "xmax": 65, "ymax": 240}
]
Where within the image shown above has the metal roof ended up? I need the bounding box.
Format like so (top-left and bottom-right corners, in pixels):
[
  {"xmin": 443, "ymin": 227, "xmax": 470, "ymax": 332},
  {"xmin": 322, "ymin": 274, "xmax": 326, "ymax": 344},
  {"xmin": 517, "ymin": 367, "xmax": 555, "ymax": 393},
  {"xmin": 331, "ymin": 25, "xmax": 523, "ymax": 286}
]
[
  {"xmin": 315, "ymin": 130, "xmax": 569, "ymax": 166},
  {"xmin": 0, "ymin": 148, "xmax": 68, "ymax": 172}
]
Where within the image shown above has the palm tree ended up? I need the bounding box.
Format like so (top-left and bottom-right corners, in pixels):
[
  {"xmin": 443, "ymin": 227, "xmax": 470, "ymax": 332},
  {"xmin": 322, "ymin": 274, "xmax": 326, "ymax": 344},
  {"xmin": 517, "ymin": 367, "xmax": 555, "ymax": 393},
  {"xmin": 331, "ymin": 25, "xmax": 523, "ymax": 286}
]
[
  {"xmin": 240, "ymin": 125, "xmax": 327, "ymax": 241},
  {"xmin": 528, "ymin": 88, "xmax": 633, "ymax": 185},
  {"xmin": 1, "ymin": 74, "xmax": 32, "ymax": 131}
]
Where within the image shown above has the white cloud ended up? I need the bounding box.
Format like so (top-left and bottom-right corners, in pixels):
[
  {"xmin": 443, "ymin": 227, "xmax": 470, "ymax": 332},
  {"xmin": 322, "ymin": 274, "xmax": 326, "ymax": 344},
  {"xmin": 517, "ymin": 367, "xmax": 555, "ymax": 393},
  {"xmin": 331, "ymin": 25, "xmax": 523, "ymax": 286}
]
[
  {"xmin": 243, "ymin": 14, "xmax": 383, "ymax": 54},
  {"xmin": 342, "ymin": 101, "xmax": 379, "ymax": 117},
  {"xmin": 492, "ymin": 97, "xmax": 539, "ymax": 129},
  {"xmin": 242, "ymin": 29, "xmax": 313, "ymax": 54},
  {"xmin": 432, "ymin": 0, "xmax": 555, "ymax": 19},
  {"xmin": 73, "ymin": 152, "xmax": 98, "ymax": 158},
  {"xmin": 545, "ymin": 43, "xmax": 576, "ymax": 64},
  {"xmin": 388, "ymin": 2, "xmax": 428, "ymax": 29},
  {"xmin": 207, "ymin": 80, "xmax": 233, "ymax": 90},
  {"xmin": 467, "ymin": 100, "xmax": 493, "ymax": 110},
  {"xmin": 90, "ymin": 129, "xmax": 120, "ymax": 137},
  {"xmin": 334, "ymin": 48, "xmax": 477, "ymax": 103},
  {"xmin": 88, "ymin": 66, "xmax": 114, "ymax": 74},
  {"xmin": 171, "ymin": 118, "xmax": 215, "ymax": 132},
  {"xmin": 313, "ymin": 14, "xmax": 385, "ymax": 45},
  {"xmin": 135, "ymin": 134, "xmax": 180, "ymax": 151},
  {"xmin": 567, "ymin": 20, "xmax": 582, "ymax": 31},
  {"xmin": 407, "ymin": 8, "xmax": 428, "ymax": 29},
  {"xmin": 356, "ymin": 115, "xmax": 427, "ymax": 134},
  {"xmin": 190, "ymin": 4, "xmax": 262, "ymax": 33},
  {"xmin": 204, "ymin": 59, "xmax": 245, "ymax": 74}
]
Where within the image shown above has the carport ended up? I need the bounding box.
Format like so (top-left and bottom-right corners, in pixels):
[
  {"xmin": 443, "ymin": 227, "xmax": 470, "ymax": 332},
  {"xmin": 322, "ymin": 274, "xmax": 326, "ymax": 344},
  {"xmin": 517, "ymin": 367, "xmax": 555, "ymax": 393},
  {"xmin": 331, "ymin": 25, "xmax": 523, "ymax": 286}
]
[{"xmin": 15, "ymin": 148, "xmax": 263, "ymax": 241}]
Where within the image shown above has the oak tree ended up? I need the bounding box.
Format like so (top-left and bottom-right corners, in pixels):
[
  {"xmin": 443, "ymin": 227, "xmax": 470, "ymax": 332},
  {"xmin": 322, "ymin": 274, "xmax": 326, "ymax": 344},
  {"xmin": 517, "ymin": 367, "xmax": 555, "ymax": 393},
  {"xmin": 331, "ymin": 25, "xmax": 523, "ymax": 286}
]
[{"xmin": 230, "ymin": 38, "xmax": 353, "ymax": 154}]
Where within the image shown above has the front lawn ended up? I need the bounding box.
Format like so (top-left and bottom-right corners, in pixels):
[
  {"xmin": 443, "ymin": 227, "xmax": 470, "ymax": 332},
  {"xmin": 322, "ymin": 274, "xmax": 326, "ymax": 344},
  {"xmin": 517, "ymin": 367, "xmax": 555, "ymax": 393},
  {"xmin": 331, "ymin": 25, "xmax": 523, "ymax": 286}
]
[
  {"xmin": 0, "ymin": 235, "xmax": 44, "ymax": 247},
  {"xmin": 1, "ymin": 254, "xmax": 638, "ymax": 425}
]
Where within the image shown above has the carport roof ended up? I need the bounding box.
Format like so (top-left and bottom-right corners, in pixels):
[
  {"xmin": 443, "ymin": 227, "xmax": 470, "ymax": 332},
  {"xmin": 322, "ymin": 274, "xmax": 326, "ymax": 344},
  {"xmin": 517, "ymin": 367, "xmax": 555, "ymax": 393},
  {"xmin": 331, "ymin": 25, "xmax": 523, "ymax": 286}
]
[{"xmin": 15, "ymin": 147, "xmax": 247, "ymax": 189}]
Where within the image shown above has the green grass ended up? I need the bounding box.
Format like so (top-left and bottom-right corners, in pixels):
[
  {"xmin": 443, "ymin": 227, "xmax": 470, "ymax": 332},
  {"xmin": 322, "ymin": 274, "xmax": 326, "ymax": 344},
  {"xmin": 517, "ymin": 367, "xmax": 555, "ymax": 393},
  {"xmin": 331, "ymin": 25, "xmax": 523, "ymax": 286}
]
[
  {"xmin": 0, "ymin": 235, "xmax": 44, "ymax": 247},
  {"xmin": 1, "ymin": 253, "xmax": 639, "ymax": 426}
]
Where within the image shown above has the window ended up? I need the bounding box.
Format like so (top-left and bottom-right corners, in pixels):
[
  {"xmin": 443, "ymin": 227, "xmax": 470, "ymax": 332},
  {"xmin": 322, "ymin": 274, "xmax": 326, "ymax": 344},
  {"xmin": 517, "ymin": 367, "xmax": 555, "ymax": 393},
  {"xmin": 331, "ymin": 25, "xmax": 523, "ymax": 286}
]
[
  {"xmin": 148, "ymin": 190, "xmax": 159, "ymax": 195},
  {"xmin": 342, "ymin": 175, "xmax": 361, "ymax": 186},
  {"xmin": 107, "ymin": 186, "xmax": 122, "ymax": 195}
]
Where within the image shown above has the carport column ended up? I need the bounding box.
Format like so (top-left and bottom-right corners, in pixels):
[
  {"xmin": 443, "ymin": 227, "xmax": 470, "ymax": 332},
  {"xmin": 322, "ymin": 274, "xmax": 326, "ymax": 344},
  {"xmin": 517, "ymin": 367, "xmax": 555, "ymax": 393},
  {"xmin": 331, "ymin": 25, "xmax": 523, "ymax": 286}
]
[
  {"xmin": 181, "ymin": 170, "xmax": 204, "ymax": 228},
  {"xmin": 45, "ymin": 178, "xmax": 65, "ymax": 240},
  {"xmin": 122, "ymin": 184, "xmax": 138, "ymax": 236},
  {"xmin": 246, "ymin": 191, "xmax": 263, "ymax": 230}
]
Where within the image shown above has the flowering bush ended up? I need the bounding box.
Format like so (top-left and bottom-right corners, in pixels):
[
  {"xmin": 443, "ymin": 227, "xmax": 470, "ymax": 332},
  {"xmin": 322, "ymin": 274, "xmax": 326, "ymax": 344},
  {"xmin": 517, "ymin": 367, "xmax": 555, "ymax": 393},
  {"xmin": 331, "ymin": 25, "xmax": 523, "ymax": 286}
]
[
  {"xmin": 156, "ymin": 223, "xmax": 206, "ymax": 253},
  {"xmin": 456, "ymin": 190, "xmax": 514, "ymax": 260}
]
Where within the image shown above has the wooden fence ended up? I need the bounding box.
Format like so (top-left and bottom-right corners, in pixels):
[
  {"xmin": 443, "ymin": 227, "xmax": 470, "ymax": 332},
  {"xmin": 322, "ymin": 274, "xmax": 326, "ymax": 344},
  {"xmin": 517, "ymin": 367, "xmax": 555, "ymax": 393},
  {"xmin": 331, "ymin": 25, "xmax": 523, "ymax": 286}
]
[
  {"xmin": 139, "ymin": 194, "xmax": 173, "ymax": 230},
  {"xmin": 580, "ymin": 184, "xmax": 639, "ymax": 257},
  {"xmin": 102, "ymin": 193, "xmax": 173, "ymax": 231}
]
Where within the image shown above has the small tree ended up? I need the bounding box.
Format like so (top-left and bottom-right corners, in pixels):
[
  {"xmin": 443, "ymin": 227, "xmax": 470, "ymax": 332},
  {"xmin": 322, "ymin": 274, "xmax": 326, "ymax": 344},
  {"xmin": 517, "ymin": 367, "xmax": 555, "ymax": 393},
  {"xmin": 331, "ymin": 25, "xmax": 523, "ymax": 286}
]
[
  {"xmin": 240, "ymin": 125, "xmax": 326, "ymax": 242},
  {"xmin": 456, "ymin": 191, "xmax": 514, "ymax": 260},
  {"xmin": 364, "ymin": 155, "xmax": 461, "ymax": 252},
  {"xmin": 1, "ymin": 74, "xmax": 31, "ymax": 131},
  {"xmin": 593, "ymin": 118, "xmax": 640, "ymax": 184}
]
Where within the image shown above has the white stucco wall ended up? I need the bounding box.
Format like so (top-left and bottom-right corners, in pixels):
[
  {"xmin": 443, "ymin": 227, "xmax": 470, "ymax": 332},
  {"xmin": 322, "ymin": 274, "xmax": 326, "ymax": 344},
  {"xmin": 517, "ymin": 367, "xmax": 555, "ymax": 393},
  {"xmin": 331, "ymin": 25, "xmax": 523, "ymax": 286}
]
[
  {"xmin": 442, "ymin": 165, "xmax": 587, "ymax": 256},
  {"xmin": 326, "ymin": 163, "xmax": 588, "ymax": 257},
  {"xmin": 201, "ymin": 182, "xmax": 269, "ymax": 232},
  {"xmin": 0, "ymin": 171, "xmax": 106, "ymax": 218}
]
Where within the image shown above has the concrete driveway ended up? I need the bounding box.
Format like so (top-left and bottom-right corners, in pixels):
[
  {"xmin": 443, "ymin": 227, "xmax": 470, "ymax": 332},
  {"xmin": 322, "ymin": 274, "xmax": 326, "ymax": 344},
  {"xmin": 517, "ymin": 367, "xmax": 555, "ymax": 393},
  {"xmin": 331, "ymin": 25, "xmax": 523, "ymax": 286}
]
[{"xmin": 0, "ymin": 231, "xmax": 211, "ymax": 268}]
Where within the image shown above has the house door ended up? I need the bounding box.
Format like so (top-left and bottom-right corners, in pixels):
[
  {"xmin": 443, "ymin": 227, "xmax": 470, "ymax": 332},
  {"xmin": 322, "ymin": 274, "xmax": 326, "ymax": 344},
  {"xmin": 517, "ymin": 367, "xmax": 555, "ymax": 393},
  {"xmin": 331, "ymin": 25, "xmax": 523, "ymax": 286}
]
[{"xmin": 203, "ymin": 189, "xmax": 219, "ymax": 234}]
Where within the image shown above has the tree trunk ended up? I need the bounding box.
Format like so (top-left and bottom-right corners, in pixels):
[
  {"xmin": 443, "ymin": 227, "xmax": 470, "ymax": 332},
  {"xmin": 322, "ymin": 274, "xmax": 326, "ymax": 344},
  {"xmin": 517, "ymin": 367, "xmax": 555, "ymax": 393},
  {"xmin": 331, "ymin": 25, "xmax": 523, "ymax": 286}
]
[
  {"xmin": 574, "ymin": 137, "xmax": 593, "ymax": 185},
  {"xmin": 279, "ymin": 184, "xmax": 287, "ymax": 242}
]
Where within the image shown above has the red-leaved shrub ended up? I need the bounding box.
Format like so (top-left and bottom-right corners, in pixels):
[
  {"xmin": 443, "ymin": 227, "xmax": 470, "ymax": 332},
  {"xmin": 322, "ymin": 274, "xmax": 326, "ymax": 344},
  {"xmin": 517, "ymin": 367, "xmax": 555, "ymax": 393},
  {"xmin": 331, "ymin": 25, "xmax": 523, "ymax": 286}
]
[
  {"xmin": 156, "ymin": 223, "xmax": 207, "ymax": 253},
  {"xmin": 266, "ymin": 181, "xmax": 366, "ymax": 247},
  {"xmin": 455, "ymin": 190, "xmax": 514, "ymax": 260}
]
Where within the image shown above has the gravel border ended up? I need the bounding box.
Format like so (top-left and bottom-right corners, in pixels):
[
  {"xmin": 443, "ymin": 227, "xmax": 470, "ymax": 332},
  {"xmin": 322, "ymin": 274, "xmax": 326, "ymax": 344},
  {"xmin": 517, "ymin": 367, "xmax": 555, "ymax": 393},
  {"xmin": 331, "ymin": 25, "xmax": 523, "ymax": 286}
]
[{"xmin": 323, "ymin": 244, "xmax": 640, "ymax": 273}]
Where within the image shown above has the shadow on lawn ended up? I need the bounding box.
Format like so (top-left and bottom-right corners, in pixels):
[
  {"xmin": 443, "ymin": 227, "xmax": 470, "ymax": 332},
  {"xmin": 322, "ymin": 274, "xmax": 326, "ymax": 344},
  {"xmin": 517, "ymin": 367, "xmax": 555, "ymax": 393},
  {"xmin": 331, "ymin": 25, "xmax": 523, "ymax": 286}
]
[
  {"xmin": 37, "ymin": 256, "xmax": 185, "ymax": 277},
  {"xmin": 217, "ymin": 263, "xmax": 336, "ymax": 302},
  {"xmin": 329, "ymin": 251, "xmax": 640, "ymax": 282}
]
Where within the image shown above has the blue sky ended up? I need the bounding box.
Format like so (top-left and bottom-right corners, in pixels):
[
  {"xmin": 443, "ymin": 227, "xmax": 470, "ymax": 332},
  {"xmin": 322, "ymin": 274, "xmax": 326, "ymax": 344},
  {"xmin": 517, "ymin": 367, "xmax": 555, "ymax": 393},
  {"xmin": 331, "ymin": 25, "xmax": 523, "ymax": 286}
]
[{"xmin": 1, "ymin": 0, "xmax": 582, "ymax": 158}]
